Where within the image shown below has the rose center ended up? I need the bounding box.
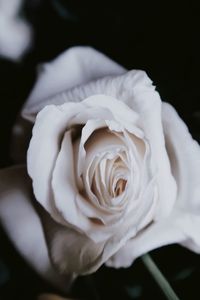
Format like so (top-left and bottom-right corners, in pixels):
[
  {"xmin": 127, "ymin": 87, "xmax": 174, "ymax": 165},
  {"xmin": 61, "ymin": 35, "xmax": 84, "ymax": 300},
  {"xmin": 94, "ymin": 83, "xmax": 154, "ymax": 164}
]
[{"xmin": 114, "ymin": 178, "xmax": 127, "ymax": 197}]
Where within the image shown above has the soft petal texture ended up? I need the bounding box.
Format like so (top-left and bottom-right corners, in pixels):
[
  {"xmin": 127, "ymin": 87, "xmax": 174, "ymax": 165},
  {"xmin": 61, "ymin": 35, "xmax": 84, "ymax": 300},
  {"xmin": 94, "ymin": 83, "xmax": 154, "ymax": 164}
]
[
  {"xmin": 38, "ymin": 203, "xmax": 105, "ymax": 275},
  {"xmin": 13, "ymin": 47, "xmax": 125, "ymax": 164},
  {"xmin": 106, "ymin": 210, "xmax": 186, "ymax": 268},
  {"xmin": 0, "ymin": 166, "xmax": 72, "ymax": 291},
  {"xmin": 51, "ymin": 130, "xmax": 98, "ymax": 238},
  {"xmin": 23, "ymin": 46, "xmax": 125, "ymax": 119},
  {"xmin": 162, "ymin": 103, "xmax": 200, "ymax": 251},
  {"xmin": 27, "ymin": 103, "xmax": 82, "ymax": 225},
  {"xmin": 40, "ymin": 184, "xmax": 157, "ymax": 275},
  {"xmin": 106, "ymin": 102, "xmax": 200, "ymax": 268},
  {"xmin": 82, "ymin": 95, "xmax": 139, "ymax": 127},
  {"xmin": 162, "ymin": 103, "xmax": 200, "ymax": 212}
]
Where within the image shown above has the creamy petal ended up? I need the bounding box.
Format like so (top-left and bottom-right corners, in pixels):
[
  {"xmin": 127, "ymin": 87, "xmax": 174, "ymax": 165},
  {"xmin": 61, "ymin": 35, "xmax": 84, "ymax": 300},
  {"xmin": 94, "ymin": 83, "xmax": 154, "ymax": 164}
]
[
  {"xmin": 21, "ymin": 69, "xmax": 153, "ymax": 124},
  {"xmin": 52, "ymin": 131, "xmax": 92, "ymax": 232},
  {"xmin": 105, "ymin": 210, "xmax": 186, "ymax": 268},
  {"xmin": 0, "ymin": 166, "xmax": 72, "ymax": 291},
  {"xmin": 162, "ymin": 102, "xmax": 200, "ymax": 213},
  {"xmin": 22, "ymin": 47, "xmax": 125, "ymax": 120},
  {"xmin": 87, "ymin": 181, "xmax": 158, "ymax": 273},
  {"xmin": 27, "ymin": 103, "xmax": 82, "ymax": 224},
  {"xmin": 39, "ymin": 179, "xmax": 158, "ymax": 275},
  {"xmin": 82, "ymin": 95, "xmax": 139, "ymax": 129},
  {"xmin": 39, "ymin": 205, "xmax": 105, "ymax": 275},
  {"xmin": 124, "ymin": 75, "xmax": 177, "ymax": 220},
  {"xmin": 77, "ymin": 119, "xmax": 106, "ymax": 177},
  {"xmin": 13, "ymin": 48, "xmax": 125, "ymax": 163}
]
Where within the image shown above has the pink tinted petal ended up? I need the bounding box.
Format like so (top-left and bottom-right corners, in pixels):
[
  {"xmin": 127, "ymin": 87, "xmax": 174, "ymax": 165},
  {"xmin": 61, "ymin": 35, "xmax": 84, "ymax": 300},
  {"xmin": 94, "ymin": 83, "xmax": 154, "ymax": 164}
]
[
  {"xmin": 12, "ymin": 47, "xmax": 125, "ymax": 162},
  {"xmin": 77, "ymin": 119, "xmax": 106, "ymax": 177},
  {"xmin": 0, "ymin": 166, "xmax": 71, "ymax": 291}
]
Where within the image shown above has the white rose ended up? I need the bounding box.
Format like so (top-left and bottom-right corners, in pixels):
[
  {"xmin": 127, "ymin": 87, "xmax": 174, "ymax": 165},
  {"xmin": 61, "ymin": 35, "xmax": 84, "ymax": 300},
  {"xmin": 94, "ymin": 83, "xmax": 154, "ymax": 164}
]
[{"xmin": 1, "ymin": 47, "xmax": 200, "ymax": 289}]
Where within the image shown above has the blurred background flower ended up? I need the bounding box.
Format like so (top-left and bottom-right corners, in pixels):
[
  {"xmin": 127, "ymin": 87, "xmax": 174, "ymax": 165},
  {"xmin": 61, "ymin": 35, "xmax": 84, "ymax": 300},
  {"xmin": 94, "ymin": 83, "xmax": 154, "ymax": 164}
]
[{"xmin": 0, "ymin": 0, "xmax": 33, "ymax": 61}]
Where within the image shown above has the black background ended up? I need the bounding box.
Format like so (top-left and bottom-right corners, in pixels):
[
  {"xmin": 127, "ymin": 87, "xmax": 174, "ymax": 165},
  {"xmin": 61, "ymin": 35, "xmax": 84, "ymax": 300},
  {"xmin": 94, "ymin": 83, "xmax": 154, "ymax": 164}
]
[{"xmin": 0, "ymin": 1, "xmax": 200, "ymax": 299}]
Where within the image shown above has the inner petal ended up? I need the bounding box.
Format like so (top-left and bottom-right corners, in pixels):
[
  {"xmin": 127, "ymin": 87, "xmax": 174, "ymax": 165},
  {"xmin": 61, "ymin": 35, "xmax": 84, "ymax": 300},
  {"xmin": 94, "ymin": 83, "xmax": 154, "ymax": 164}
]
[
  {"xmin": 79, "ymin": 125, "xmax": 147, "ymax": 220},
  {"xmin": 114, "ymin": 178, "xmax": 127, "ymax": 197},
  {"xmin": 90, "ymin": 149, "xmax": 129, "ymax": 209}
]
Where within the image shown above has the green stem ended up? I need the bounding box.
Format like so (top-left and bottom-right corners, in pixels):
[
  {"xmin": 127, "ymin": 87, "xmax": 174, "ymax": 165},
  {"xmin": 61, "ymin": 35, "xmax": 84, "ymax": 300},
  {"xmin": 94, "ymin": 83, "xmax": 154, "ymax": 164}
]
[{"xmin": 141, "ymin": 253, "xmax": 180, "ymax": 300}]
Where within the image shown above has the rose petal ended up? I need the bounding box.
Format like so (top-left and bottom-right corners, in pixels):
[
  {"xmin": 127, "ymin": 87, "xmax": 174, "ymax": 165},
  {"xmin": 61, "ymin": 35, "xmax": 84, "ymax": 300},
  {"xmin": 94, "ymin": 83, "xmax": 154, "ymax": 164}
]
[
  {"xmin": 12, "ymin": 47, "xmax": 125, "ymax": 162},
  {"xmin": 22, "ymin": 47, "xmax": 125, "ymax": 120},
  {"xmin": 77, "ymin": 119, "xmax": 106, "ymax": 177},
  {"xmin": 106, "ymin": 210, "xmax": 200, "ymax": 269},
  {"xmin": 27, "ymin": 103, "xmax": 82, "ymax": 225},
  {"xmin": 123, "ymin": 73, "xmax": 177, "ymax": 220},
  {"xmin": 105, "ymin": 209, "xmax": 186, "ymax": 268},
  {"xmin": 39, "ymin": 205, "xmax": 105, "ymax": 275},
  {"xmin": 88, "ymin": 178, "xmax": 158, "ymax": 273},
  {"xmin": 162, "ymin": 102, "xmax": 200, "ymax": 213},
  {"xmin": 82, "ymin": 95, "xmax": 140, "ymax": 129},
  {"xmin": 0, "ymin": 166, "xmax": 71, "ymax": 290},
  {"xmin": 52, "ymin": 131, "xmax": 93, "ymax": 232}
]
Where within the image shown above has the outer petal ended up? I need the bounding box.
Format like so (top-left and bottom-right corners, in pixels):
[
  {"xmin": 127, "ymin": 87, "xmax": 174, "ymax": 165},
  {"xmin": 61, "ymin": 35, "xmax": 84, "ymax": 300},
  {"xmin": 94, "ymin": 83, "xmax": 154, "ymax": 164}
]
[
  {"xmin": 122, "ymin": 72, "xmax": 177, "ymax": 220},
  {"xmin": 39, "ymin": 204, "xmax": 105, "ymax": 275},
  {"xmin": 0, "ymin": 166, "xmax": 72, "ymax": 291},
  {"xmin": 22, "ymin": 47, "xmax": 125, "ymax": 120},
  {"xmin": 27, "ymin": 103, "xmax": 82, "ymax": 225},
  {"xmin": 105, "ymin": 210, "xmax": 186, "ymax": 268},
  {"xmin": 12, "ymin": 47, "xmax": 125, "ymax": 163},
  {"xmin": 162, "ymin": 102, "xmax": 200, "ymax": 212},
  {"xmin": 51, "ymin": 131, "xmax": 96, "ymax": 236}
]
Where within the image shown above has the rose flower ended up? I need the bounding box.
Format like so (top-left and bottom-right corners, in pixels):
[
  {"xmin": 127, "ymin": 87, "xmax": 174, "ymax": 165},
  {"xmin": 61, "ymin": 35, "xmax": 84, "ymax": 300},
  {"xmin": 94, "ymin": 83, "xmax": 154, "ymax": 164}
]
[{"xmin": 1, "ymin": 47, "xmax": 200, "ymax": 290}]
